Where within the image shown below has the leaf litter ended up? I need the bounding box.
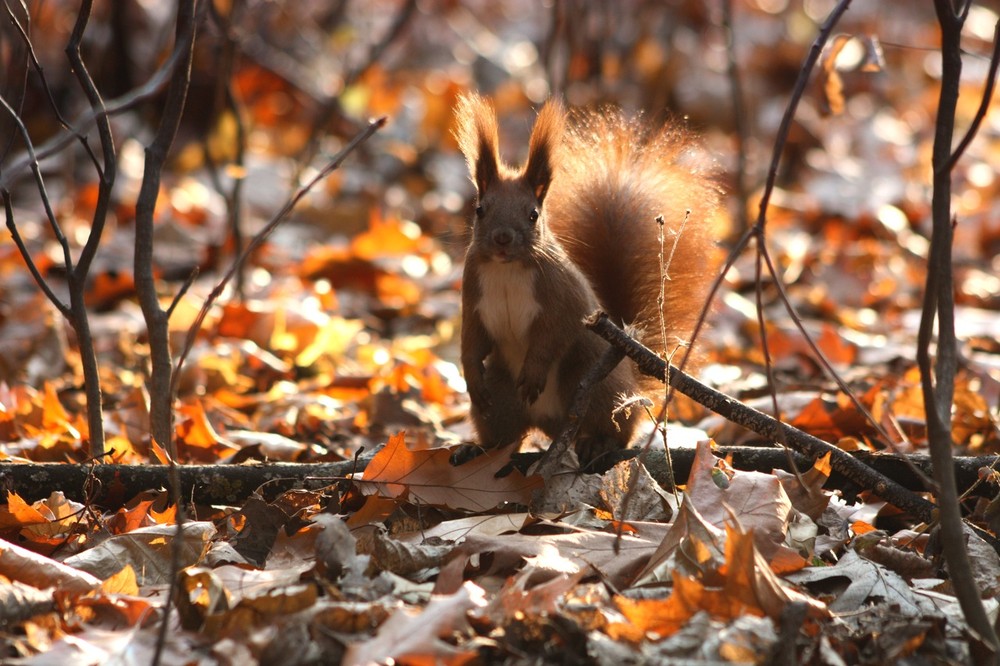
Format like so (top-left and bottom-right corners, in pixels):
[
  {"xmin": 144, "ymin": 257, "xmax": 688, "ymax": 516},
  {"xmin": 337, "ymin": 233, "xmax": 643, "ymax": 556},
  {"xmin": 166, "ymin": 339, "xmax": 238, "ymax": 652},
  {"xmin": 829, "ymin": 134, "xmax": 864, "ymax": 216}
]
[{"xmin": 0, "ymin": 2, "xmax": 999, "ymax": 665}]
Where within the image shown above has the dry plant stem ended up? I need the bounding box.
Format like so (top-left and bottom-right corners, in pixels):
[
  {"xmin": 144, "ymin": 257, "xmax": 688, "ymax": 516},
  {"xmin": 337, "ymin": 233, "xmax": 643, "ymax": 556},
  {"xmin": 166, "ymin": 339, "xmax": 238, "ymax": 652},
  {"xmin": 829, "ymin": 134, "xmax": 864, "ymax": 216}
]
[
  {"xmin": 0, "ymin": 24, "xmax": 194, "ymax": 192},
  {"xmin": 719, "ymin": 0, "xmax": 932, "ymax": 486},
  {"xmin": 720, "ymin": 0, "xmax": 750, "ymax": 236},
  {"xmin": 63, "ymin": 0, "xmax": 118, "ymax": 457},
  {"xmin": 169, "ymin": 116, "xmax": 388, "ymax": 402},
  {"xmin": 755, "ymin": 244, "xmax": 809, "ymax": 491},
  {"xmin": 920, "ymin": 1, "xmax": 999, "ymax": 659},
  {"xmin": 664, "ymin": 0, "xmax": 852, "ymax": 413},
  {"xmin": 589, "ymin": 313, "xmax": 937, "ymax": 523},
  {"xmin": 293, "ymin": 0, "xmax": 415, "ymax": 175},
  {"xmin": 205, "ymin": 2, "xmax": 248, "ymax": 297},
  {"xmin": 655, "ymin": 214, "xmax": 684, "ymax": 503},
  {"xmin": 0, "ymin": 3, "xmax": 28, "ymax": 163},
  {"xmin": 5, "ymin": 5, "xmax": 101, "ymax": 174}
]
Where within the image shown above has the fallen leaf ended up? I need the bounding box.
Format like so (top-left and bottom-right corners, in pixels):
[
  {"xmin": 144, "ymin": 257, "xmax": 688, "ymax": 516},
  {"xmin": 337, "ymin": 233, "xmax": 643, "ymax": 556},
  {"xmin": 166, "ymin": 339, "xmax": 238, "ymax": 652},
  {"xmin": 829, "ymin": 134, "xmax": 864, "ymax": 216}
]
[
  {"xmin": 344, "ymin": 580, "xmax": 485, "ymax": 666},
  {"xmin": 63, "ymin": 521, "xmax": 215, "ymax": 586},
  {"xmin": 357, "ymin": 433, "xmax": 541, "ymax": 512},
  {"xmin": 0, "ymin": 537, "xmax": 101, "ymax": 595}
]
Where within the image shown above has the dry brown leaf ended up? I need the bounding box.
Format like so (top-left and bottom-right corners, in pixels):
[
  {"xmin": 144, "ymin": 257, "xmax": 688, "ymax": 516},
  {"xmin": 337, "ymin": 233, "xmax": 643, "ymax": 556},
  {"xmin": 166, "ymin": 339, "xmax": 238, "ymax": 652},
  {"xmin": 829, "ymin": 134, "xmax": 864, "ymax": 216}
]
[
  {"xmin": 633, "ymin": 495, "xmax": 725, "ymax": 586},
  {"xmin": 396, "ymin": 513, "xmax": 530, "ymax": 543},
  {"xmin": 63, "ymin": 521, "xmax": 215, "ymax": 586},
  {"xmin": 0, "ymin": 580, "xmax": 57, "ymax": 625},
  {"xmin": 616, "ymin": 525, "xmax": 826, "ymax": 642},
  {"xmin": 434, "ymin": 526, "xmax": 660, "ymax": 594},
  {"xmin": 774, "ymin": 452, "xmax": 833, "ymax": 521},
  {"xmin": 0, "ymin": 537, "xmax": 101, "ymax": 595},
  {"xmin": 100, "ymin": 564, "xmax": 140, "ymax": 596},
  {"xmin": 344, "ymin": 580, "xmax": 484, "ymax": 666},
  {"xmin": 358, "ymin": 433, "xmax": 541, "ymax": 512},
  {"xmin": 686, "ymin": 441, "xmax": 803, "ymax": 566}
]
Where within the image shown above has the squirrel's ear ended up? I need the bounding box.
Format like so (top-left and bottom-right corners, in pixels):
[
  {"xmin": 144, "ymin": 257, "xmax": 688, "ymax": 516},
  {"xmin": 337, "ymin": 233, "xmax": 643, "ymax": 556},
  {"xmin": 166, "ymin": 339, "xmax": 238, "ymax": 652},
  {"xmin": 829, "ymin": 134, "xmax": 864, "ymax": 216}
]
[
  {"xmin": 455, "ymin": 94, "xmax": 501, "ymax": 195},
  {"xmin": 524, "ymin": 99, "xmax": 565, "ymax": 204}
]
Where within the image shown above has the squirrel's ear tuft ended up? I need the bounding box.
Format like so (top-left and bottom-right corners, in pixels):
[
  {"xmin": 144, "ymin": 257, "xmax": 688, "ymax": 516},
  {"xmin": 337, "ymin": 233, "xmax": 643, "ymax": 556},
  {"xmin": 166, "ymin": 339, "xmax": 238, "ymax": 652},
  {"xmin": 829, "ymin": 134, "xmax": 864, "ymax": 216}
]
[
  {"xmin": 524, "ymin": 99, "xmax": 565, "ymax": 204},
  {"xmin": 455, "ymin": 94, "xmax": 501, "ymax": 195}
]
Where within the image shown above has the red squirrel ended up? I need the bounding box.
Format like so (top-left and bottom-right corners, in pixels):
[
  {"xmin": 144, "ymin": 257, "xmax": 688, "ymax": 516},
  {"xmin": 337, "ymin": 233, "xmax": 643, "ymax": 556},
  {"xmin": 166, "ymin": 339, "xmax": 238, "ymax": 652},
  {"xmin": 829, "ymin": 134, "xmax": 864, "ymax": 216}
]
[{"xmin": 455, "ymin": 93, "xmax": 720, "ymax": 468}]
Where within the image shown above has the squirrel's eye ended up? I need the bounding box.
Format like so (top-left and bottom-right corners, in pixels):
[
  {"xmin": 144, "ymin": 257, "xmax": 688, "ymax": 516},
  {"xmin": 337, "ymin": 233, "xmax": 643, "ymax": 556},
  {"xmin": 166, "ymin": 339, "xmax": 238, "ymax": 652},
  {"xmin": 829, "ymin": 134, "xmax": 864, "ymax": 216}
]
[
  {"xmin": 529, "ymin": 208, "xmax": 539, "ymax": 222},
  {"xmin": 475, "ymin": 204, "xmax": 484, "ymax": 217}
]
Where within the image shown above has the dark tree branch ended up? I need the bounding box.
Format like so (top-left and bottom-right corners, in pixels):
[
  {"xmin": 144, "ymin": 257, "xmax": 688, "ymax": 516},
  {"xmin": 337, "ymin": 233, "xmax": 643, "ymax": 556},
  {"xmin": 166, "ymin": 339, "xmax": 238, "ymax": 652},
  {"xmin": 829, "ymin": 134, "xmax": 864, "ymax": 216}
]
[
  {"xmin": 3, "ymin": 2, "xmax": 103, "ymax": 177},
  {"xmin": 0, "ymin": 0, "xmax": 29, "ymax": 167},
  {"xmin": 2, "ymin": 190, "xmax": 69, "ymax": 316},
  {"xmin": 0, "ymin": 1, "xmax": 124, "ymax": 456},
  {"xmin": 0, "ymin": 22, "xmax": 195, "ymax": 191}
]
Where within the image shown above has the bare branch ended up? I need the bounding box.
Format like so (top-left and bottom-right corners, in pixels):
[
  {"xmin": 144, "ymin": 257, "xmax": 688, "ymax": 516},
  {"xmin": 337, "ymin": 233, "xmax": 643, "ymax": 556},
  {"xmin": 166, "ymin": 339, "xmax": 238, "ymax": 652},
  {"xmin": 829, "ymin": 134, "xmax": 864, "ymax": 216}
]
[
  {"xmin": 2, "ymin": 190, "xmax": 69, "ymax": 316},
  {"xmin": 0, "ymin": 21, "xmax": 194, "ymax": 191},
  {"xmin": 64, "ymin": 0, "xmax": 117, "ymax": 280}
]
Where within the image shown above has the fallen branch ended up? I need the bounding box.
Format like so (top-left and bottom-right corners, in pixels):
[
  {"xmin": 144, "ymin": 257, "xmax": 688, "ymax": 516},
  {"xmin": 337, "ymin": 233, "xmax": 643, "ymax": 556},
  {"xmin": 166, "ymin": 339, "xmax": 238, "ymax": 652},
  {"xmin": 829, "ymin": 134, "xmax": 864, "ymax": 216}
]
[
  {"xmin": 588, "ymin": 313, "xmax": 939, "ymax": 523},
  {"xmin": 2, "ymin": 447, "xmax": 997, "ymax": 507},
  {"xmin": 0, "ymin": 454, "xmax": 376, "ymax": 506}
]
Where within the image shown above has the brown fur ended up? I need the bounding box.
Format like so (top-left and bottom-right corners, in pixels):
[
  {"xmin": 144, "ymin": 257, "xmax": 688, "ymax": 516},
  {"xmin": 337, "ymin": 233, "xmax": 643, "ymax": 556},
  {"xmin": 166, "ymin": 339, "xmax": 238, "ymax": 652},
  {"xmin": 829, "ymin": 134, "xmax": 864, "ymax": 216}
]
[{"xmin": 455, "ymin": 93, "xmax": 720, "ymax": 468}]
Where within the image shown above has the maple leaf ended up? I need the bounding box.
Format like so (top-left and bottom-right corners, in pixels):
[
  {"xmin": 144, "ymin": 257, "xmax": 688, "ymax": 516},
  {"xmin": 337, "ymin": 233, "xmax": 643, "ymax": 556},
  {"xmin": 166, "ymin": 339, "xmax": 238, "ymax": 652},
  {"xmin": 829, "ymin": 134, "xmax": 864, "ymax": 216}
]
[{"xmin": 614, "ymin": 525, "xmax": 827, "ymax": 642}]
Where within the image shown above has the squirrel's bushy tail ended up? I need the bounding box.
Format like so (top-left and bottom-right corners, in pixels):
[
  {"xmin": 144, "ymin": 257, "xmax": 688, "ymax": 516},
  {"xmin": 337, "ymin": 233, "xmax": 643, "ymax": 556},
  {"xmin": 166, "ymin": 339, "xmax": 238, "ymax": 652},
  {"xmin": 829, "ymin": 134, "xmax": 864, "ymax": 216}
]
[{"xmin": 544, "ymin": 108, "xmax": 722, "ymax": 358}]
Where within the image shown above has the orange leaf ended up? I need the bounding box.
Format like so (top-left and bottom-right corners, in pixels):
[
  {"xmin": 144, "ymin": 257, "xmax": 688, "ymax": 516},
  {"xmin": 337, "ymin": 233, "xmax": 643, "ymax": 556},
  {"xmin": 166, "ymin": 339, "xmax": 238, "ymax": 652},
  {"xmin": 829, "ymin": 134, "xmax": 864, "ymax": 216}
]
[
  {"xmin": 40, "ymin": 383, "xmax": 71, "ymax": 432},
  {"xmin": 176, "ymin": 401, "xmax": 228, "ymax": 450},
  {"xmin": 106, "ymin": 500, "xmax": 155, "ymax": 535},
  {"xmin": 351, "ymin": 210, "xmax": 424, "ymax": 259},
  {"xmin": 1, "ymin": 492, "xmax": 48, "ymax": 529},
  {"xmin": 101, "ymin": 564, "xmax": 140, "ymax": 595},
  {"xmin": 817, "ymin": 324, "xmax": 856, "ymax": 366},
  {"xmin": 852, "ymin": 520, "xmax": 877, "ymax": 535}
]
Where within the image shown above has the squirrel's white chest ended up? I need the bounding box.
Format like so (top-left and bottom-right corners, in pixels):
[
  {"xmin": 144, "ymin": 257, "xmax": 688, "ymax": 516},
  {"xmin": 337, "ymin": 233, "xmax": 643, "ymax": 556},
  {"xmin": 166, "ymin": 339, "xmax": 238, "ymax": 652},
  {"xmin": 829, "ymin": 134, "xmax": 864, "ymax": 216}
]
[
  {"xmin": 475, "ymin": 261, "xmax": 561, "ymax": 422},
  {"xmin": 476, "ymin": 262, "xmax": 540, "ymax": 349}
]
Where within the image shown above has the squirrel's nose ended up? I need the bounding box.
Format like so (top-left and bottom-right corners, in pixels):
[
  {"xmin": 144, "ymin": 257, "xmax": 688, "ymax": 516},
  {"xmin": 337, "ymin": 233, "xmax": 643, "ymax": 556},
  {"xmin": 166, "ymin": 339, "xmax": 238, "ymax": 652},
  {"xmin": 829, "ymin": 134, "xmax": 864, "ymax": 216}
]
[{"xmin": 491, "ymin": 228, "xmax": 514, "ymax": 246}]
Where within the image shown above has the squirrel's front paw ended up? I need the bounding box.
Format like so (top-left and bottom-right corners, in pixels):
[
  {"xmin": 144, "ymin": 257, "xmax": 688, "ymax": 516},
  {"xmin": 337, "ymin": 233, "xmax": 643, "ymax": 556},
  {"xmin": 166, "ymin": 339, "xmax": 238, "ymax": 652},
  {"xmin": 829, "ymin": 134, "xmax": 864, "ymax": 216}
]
[
  {"xmin": 517, "ymin": 372, "xmax": 546, "ymax": 405},
  {"xmin": 470, "ymin": 385, "xmax": 491, "ymax": 409}
]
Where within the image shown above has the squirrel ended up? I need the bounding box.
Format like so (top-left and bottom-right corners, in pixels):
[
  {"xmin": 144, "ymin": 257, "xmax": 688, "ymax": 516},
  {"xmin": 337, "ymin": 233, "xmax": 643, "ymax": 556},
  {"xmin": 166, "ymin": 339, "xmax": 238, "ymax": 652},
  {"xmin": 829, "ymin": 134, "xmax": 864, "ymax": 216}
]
[{"xmin": 454, "ymin": 93, "xmax": 721, "ymax": 469}]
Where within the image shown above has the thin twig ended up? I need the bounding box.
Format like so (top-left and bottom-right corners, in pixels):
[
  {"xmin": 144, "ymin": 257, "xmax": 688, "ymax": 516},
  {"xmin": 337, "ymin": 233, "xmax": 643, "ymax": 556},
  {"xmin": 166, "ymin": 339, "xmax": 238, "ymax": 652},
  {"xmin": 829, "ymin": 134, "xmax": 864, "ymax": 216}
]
[
  {"xmin": 146, "ymin": 3, "xmax": 200, "ymax": 665},
  {"xmin": 944, "ymin": 18, "xmax": 1000, "ymax": 173},
  {"xmin": 720, "ymin": 0, "xmax": 750, "ymax": 236},
  {"xmin": 3, "ymin": 2, "xmax": 103, "ymax": 176},
  {"xmin": 168, "ymin": 116, "xmax": 388, "ymax": 402},
  {"xmin": 0, "ymin": 24, "xmax": 194, "ymax": 191},
  {"xmin": 292, "ymin": 0, "xmax": 415, "ymax": 180},
  {"xmin": 2, "ymin": 190, "xmax": 69, "ymax": 316}
]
